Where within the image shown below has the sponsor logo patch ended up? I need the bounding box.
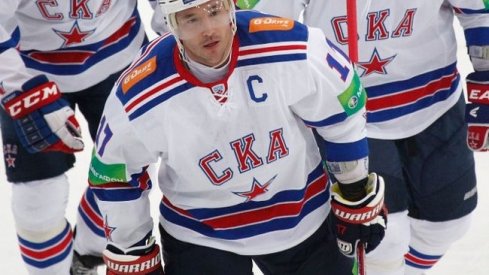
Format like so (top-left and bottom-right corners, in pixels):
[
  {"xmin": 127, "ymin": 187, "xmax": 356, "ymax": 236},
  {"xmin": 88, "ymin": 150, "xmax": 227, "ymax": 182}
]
[
  {"xmin": 249, "ymin": 17, "xmax": 294, "ymax": 33},
  {"xmin": 89, "ymin": 153, "xmax": 127, "ymax": 185},
  {"xmin": 337, "ymin": 74, "xmax": 366, "ymax": 116},
  {"xmin": 122, "ymin": 57, "xmax": 156, "ymax": 93}
]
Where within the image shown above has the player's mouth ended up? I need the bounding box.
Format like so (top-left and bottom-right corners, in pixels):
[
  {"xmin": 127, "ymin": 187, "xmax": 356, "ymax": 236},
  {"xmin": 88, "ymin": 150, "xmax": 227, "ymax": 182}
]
[{"xmin": 203, "ymin": 40, "xmax": 219, "ymax": 48}]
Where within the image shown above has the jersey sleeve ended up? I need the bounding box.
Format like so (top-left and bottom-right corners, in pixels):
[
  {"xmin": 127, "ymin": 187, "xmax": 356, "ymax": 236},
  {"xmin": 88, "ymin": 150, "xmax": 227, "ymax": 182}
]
[
  {"xmin": 0, "ymin": 1, "xmax": 34, "ymax": 99},
  {"xmin": 449, "ymin": 0, "xmax": 489, "ymax": 70},
  {"xmin": 291, "ymin": 27, "xmax": 368, "ymax": 163},
  {"xmin": 88, "ymin": 87, "xmax": 160, "ymax": 248}
]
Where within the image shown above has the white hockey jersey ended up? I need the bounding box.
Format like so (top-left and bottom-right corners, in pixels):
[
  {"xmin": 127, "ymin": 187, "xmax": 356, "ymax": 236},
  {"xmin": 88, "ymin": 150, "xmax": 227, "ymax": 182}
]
[
  {"xmin": 89, "ymin": 10, "xmax": 369, "ymax": 255},
  {"xmin": 0, "ymin": 0, "xmax": 146, "ymax": 96},
  {"xmin": 253, "ymin": 0, "xmax": 489, "ymax": 139}
]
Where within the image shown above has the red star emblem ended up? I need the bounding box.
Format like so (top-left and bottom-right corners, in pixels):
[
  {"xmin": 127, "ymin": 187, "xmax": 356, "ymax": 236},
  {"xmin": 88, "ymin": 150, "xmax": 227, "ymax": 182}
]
[
  {"xmin": 5, "ymin": 154, "xmax": 15, "ymax": 168},
  {"xmin": 54, "ymin": 21, "xmax": 94, "ymax": 47},
  {"xmin": 234, "ymin": 175, "xmax": 277, "ymax": 202},
  {"xmin": 103, "ymin": 215, "xmax": 116, "ymax": 242},
  {"xmin": 357, "ymin": 48, "xmax": 396, "ymax": 77}
]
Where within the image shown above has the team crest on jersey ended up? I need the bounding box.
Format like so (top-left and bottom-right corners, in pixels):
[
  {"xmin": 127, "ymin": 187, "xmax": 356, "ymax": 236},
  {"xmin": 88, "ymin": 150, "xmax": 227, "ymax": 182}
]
[
  {"xmin": 122, "ymin": 57, "xmax": 157, "ymax": 93},
  {"xmin": 249, "ymin": 17, "xmax": 294, "ymax": 33},
  {"xmin": 211, "ymin": 83, "xmax": 229, "ymax": 104},
  {"xmin": 234, "ymin": 175, "xmax": 276, "ymax": 202},
  {"xmin": 357, "ymin": 48, "xmax": 396, "ymax": 77},
  {"xmin": 3, "ymin": 144, "xmax": 18, "ymax": 168}
]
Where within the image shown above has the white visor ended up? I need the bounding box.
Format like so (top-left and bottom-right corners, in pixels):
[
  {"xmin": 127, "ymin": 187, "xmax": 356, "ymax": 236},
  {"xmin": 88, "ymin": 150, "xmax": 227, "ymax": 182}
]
[{"xmin": 171, "ymin": 0, "xmax": 232, "ymax": 40}]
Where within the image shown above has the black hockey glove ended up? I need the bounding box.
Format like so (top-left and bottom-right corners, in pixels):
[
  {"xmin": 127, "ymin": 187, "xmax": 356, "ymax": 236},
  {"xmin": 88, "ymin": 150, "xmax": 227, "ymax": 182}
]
[
  {"xmin": 330, "ymin": 173, "xmax": 387, "ymax": 257},
  {"xmin": 465, "ymin": 70, "xmax": 489, "ymax": 152}
]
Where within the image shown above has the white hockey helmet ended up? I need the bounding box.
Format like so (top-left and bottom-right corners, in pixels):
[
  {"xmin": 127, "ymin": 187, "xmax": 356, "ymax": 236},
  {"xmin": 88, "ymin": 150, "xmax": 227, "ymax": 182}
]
[{"xmin": 158, "ymin": 0, "xmax": 237, "ymax": 40}]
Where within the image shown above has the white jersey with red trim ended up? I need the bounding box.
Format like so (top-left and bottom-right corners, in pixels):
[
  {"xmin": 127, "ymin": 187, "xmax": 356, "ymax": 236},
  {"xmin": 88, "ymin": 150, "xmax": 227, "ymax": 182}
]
[
  {"xmin": 0, "ymin": 0, "xmax": 146, "ymax": 96},
  {"xmin": 253, "ymin": 0, "xmax": 489, "ymax": 139},
  {"xmin": 89, "ymin": 10, "xmax": 369, "ymax": 255}
]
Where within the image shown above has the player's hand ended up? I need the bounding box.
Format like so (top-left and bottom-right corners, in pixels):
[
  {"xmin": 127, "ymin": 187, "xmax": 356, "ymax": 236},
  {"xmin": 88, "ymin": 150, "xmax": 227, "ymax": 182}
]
[
  {"xmin": 465, "ymin": 71, "xmax": 489, "ymax": 152},
  {"xmin": 103, "ymin": 236, "xmax": 164, "ymax": 275},
  {"xmin": 1, "ymin": 75, "xmax": 84, "ymax": 153},
  {"xmin": 330, "ymin": 173, "xmax": 387, "ymax": 257}
]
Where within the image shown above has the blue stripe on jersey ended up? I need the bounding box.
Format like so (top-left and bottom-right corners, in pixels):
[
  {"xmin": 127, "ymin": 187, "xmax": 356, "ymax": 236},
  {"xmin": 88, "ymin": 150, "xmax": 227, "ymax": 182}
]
[
  {"xmin": 19, "ymin": 8, "xmax": 142, "ymax": 75},
  {"xmin": 161, "ymin": 188, "xmax": 327, "ymax": 240},
  {"xmin": 236, "ymin": 53, "xmax": 307, "ymax": 67},
  {"xmin": 91, "ymin": 186, "xmax": 145, "ymax": 201},
  {"xmin": 18, "ymin": 222, "xmax": 72, "ymax": 268},
  {"xmin": 235, "ymin": 10, "xmax": 308, "ymax": 47},
  {"xmin": 127, "ymin": 82, "xmax": 193, "ymax": 121},
  {"xmin": 456, "ymin": 8, "xmax": 489, "ymax": 14},
  {"xmin": 22, "ymin": 243, "xmax": 72, "ymax": 268},
  {"xmin": 322, "ymin": 138, "xmax": 369, "ymax": 162},
  {"xmin": 366, "ymin": 63, "xmax": 457, "ymax": 98},
  {"xmin": 464, "ymin": 27, "xmax": 489, "ymax": 46},
  {"xmin": 78, "ymin": 189, "xmax": 105, "ymax": 237},
  {"xmin": 0, "ymin": 27, "xmax": 19, "ymax": 54},
  {"xmin": 17, "ymin": 222, "xmax": 70, "ymax": 250},
  {"xmin": 160, "ymin": 164, "xmax": 329, "ymax": 240},
  {"xmin": 90, "ymin": 170, "xmax": 154, "ymax": 201},
  {"xmin": 188, "ymin": 164, "xmax": 325, "ymax": 219},
  {"xmin": 367, "ymin": 75, "xmax": 460, "ymax": 123},
  {"xmin": 302, "ymin": 112, "xmax": 348, "ymax": 127}
]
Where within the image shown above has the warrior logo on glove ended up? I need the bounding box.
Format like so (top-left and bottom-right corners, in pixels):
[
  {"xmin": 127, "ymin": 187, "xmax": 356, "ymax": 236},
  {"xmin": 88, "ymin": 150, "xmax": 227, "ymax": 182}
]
[{"xmin": 331, "ymin": 173, "xmax": 388, "ymax": 257}]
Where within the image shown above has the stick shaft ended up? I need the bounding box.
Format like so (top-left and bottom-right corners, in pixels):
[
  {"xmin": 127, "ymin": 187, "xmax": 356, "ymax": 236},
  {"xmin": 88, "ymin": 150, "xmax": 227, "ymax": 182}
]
[{"xmin": 346, "ymin": 0, "xmax": 359, "ymax": 63}]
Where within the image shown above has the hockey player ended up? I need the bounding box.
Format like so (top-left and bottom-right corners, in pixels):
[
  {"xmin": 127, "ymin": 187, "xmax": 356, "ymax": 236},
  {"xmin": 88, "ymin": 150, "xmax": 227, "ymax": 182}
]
[
  {"xmin": 0, "ymin": 1, "xmax": 148, "ymax": 274},
  {"xmin": 248, "ymin": 0, "xmax": 489, "ymax": 274},
  {"xmin": 88, "ymin": 0, "xmax": 388, "ymax": 274}
]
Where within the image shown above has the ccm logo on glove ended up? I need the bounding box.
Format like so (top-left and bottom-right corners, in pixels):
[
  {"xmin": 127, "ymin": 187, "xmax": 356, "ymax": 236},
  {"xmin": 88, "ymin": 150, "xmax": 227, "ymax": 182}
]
[{"xmin": 4, "ymin": 81, "xmax": 61, "ymax": 118}]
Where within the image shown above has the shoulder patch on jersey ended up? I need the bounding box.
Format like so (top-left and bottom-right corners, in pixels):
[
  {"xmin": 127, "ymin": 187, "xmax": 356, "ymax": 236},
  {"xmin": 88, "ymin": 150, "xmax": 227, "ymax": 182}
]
[
  {"xmin": 89, "ymin": 154, "xmax": 127, "ymax": 185},
  {"xmin": 249, "ymin": 17, "xmax": 294, "ymax": 33},
  {"xmin": 236, "ymin": 0, "xmax": 259, "ymax": 9},
  {"xmin": 122, "ymin": 56, "xmax": 157, "ymax": 93},
  {"xmin": 337, "ymin": 74, "xmax": 366, "ymax": 116}
]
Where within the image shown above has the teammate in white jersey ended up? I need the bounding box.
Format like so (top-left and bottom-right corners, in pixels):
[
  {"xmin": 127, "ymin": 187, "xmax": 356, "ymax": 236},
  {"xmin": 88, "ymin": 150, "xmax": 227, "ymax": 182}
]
[
  {"xmin": 88, "ymin": 0, "xmax": 388, "ymax": 274},
  {"xmin": 249, "ymin": 0, "xmax": 489, "ymax": 274},
  {"xmin": 0, "ymin": 1, "xmax": 148, "ymax": 274}
]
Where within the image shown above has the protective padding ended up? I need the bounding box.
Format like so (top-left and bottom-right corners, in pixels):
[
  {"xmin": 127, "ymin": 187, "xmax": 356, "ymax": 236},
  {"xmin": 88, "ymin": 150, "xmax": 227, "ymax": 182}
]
[
  {"xmin": 366, "ymin": 210, "xmax": 410, "ymax": 275},
  {"xmin": 12, "ymin": 174, "xmax": 69, "ymax": 237}
]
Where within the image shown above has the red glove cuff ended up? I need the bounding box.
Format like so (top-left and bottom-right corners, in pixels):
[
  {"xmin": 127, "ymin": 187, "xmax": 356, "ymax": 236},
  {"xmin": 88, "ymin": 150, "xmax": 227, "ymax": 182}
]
[
  {"xmin": 104, "ymin": 243, "xmax": 164, "ymax": 275},
  {"xmin": 3, "ymin": 81, "xmax": 61, "ymax": 119}
]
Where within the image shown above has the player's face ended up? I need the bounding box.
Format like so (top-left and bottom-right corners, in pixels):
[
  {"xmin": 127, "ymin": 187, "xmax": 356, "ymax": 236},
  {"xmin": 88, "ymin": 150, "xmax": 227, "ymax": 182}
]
[{"xmin": 175, "ymin": 0, "xmax": 234, "ymax": 67}]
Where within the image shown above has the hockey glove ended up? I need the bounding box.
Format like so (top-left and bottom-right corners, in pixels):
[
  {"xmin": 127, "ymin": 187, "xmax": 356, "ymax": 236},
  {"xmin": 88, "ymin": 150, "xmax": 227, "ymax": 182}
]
[
  {"xmin": 465, "ymin": 70, "xmax": 489, "ymax": 152},
  {"xmin": 1, "ymin": 75, "xmax": 84, "ymax": 153},
  {"xmin": 330, "ymin": 173, "xmax": 387, "ymax": 257},
  {"xmin": 103, "ymin": 237, "xmax": 164, "ymax": 275}
]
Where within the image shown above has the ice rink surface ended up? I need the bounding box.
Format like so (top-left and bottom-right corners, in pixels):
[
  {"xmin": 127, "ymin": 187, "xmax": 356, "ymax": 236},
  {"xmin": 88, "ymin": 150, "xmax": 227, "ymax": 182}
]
[{"xmin": 1, "ymin": 1, "xmax": 488, "ymax": 274}]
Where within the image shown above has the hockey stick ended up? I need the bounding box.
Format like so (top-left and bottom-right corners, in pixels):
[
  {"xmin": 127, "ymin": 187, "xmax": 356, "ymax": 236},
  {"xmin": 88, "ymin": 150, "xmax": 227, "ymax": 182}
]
[
  {"xmin": 346, "ymin": 0, "xmax": 359, "ymax": 63},
  {"xmin": 347, "ymin": 1, "xmax": 365, "ymax": 274},
  {"xmin": 356, "ymin": 243, "xmax": 366, "ymax": 275}
]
